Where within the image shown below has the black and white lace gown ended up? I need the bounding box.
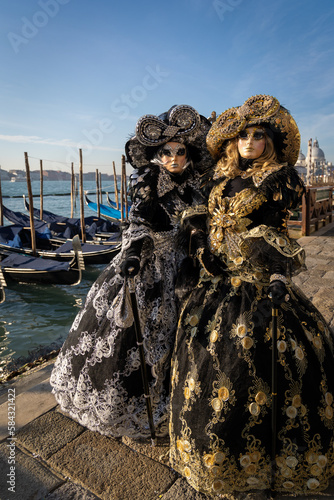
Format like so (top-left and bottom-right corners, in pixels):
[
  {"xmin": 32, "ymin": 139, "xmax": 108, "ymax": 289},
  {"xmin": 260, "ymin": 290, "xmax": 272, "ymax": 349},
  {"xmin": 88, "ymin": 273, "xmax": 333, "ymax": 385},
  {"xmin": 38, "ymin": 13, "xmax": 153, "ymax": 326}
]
[{"xmin": 50, "ymin": 164, "xmax": 204, "ymax": 438}]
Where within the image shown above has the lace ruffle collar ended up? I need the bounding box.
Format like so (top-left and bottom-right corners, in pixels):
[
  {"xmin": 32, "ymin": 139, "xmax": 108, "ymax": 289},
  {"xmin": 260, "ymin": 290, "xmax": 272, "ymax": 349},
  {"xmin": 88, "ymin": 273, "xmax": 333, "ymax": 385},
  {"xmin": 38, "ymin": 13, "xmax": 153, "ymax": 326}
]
[{"xmin": 156, "ymin": 167, "xmax": 196, "ymax": 197}]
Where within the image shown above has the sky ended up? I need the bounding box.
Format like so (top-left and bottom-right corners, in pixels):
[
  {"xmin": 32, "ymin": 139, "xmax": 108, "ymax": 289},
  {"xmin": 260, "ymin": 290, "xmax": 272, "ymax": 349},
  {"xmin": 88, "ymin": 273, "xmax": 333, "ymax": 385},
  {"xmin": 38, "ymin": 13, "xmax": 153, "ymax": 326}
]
[{"xmin": 0, "ymin": 0, "xmax": 333, "ymax": 175}]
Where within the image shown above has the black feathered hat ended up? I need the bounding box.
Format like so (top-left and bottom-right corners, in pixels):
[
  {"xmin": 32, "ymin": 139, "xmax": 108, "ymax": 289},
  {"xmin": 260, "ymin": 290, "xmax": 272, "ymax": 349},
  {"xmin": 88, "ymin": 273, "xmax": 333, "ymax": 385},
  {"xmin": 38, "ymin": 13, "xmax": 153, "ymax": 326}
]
[{"xmin": 125, "ymin": 104, "xmax": 213, "ymax": 172}]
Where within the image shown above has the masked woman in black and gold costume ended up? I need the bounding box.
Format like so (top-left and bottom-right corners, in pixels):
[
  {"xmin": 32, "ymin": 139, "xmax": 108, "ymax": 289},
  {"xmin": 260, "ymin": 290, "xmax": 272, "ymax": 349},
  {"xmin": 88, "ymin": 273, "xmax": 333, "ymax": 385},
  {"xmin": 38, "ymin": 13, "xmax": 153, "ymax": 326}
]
[
  {"xmin": 50, "ymin": 105, "xmax": 213, "ymax": 439},
  {"xmin": 169, "ymin": 95, "xmax": 334, "ymax": 498}
]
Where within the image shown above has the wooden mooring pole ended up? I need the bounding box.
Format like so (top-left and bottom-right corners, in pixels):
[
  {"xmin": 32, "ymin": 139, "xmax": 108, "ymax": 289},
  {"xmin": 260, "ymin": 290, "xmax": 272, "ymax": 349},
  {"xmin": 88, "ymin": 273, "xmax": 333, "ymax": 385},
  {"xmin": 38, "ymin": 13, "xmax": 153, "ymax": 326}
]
[
  {"xmin": 70, "ymin": 162, "xmax": 75, "ymax": 218},
  {"xmin": 24, "ymin": 152, "xmax": 37, "ymax": 256},
  {"xmin": 40, "ymin": 159, "xmax": 43, "ymax": 219},
  {"xmin": 95, "ymin": 169, "xmax": 100, "ymax": 218},
  {"xmin": 79, "ymin": 149, "xmax": 86, "ymax": 243},
  {"xmin": 113, "ymin": 161, "xmax": 119, "ymax": 210}
]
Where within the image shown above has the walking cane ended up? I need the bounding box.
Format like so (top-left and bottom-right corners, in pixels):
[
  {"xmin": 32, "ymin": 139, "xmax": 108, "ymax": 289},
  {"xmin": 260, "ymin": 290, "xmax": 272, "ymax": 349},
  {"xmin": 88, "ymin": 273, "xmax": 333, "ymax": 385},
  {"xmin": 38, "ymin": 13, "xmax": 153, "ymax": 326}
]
[
  {"xmin": 128, "ymin": 268, "xmax": 157, "ymax": 446},
  {"xmin": 270, "ymin": 302, "xmax": 278, "ymax": 495}
]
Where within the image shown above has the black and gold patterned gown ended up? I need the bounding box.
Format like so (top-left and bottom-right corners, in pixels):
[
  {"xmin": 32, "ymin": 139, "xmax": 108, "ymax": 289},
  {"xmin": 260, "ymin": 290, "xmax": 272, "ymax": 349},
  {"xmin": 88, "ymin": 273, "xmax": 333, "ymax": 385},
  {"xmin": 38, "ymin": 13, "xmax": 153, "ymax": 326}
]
[
  {"xmin": 50, "ymin": 164, "xmax": 204, "ymax": 438},
  {"xmin": 169, "ymin": 162, "xmax": 334, "ymax": 496}
]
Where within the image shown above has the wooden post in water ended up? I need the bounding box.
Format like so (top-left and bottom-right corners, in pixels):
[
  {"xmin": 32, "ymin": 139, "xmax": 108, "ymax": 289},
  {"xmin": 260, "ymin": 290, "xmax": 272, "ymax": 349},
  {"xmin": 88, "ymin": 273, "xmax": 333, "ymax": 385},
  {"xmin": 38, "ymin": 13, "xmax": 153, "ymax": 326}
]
[
  {"xmin": 70, "ymin": 162, "xmax": 75, "ymax": 218},
  {"xmin": 95, "ymin": 169, "xmax": 100, "ymax": 218},
  {"xmin": 79, "ymin": 149, "xmax": 86, "ymax": 243},
  {"xmin": 40, "ymin": 159, "xmax": 43, "ymax": 219},
  {"xmin": 113, "ymin": 161, "xmax": 119, "ymax": 209},
  {"xmin": 24, "ymin": 152, "xmax": 37, "ymax": 256},
  {"xmin": 99, "ymin": 171, "xmax": 102, "ymax": 205},
  {"xmin": 122, "ymin": 155, "xmax": 128, "ymax": 221},
  {"xmin": 120, "ymin": 156, "xmax": 125, "ymax": 223},
  {"xmin": 0, "ymin": 166, "xmax": 3, "ymax": 226}
]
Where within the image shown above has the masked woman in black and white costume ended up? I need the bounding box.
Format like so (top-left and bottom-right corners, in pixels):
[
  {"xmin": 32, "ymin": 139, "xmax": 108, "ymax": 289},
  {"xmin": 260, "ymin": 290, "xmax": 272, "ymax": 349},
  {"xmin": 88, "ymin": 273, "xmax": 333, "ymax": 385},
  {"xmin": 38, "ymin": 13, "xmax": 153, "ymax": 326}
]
[
  {"xmin": 169, "ymin": 96, "xmax": 334, "ymax": 497},
  {"xmin": 50, "ymin": 105, "xmax": 213, "ymax": 438}
]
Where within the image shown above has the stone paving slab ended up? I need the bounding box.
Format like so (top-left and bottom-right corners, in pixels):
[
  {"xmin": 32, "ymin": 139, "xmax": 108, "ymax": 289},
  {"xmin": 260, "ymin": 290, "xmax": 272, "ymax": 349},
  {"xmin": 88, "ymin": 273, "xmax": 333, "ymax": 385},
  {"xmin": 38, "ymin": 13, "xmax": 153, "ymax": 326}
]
[
  {"xmin": 15, "ymin": 408, "xmax": 85, "ymax": 460},
  {"xmin": 323, "ymin": 270, "xmax": 334, "ymax": 280},
  {"xmin": 122, "ymin": 435, "xmax": 170, "ymax": 466},
  {"xmin": 0, "ymin": 441, "xmax": 63, "ymax": 500},
  {"xmin": 160, "ymin": 477, "xmax": 208, "ymax": 499},
  {"xmin": 43, "ymin": 481, "xmax": 100, "ymax": 499},
  {"xmin": 0, "ymin": 361, "xmax": 55, "ymax": 403},
  {"xmin": 47, "ymin": 428, "xmax": 177, "ymax": 500},
  {"xmin": 0, "ymin": 378, "xmax": 57, "ymax": 441}
]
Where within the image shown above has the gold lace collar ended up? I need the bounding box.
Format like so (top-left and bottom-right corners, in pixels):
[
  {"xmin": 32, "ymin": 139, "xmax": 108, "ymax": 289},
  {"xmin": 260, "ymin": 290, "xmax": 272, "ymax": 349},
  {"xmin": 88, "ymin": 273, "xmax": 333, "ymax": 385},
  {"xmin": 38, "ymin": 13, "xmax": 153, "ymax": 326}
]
[{"xmin": 213, "ymin": 162, "xmax": 286, "ymax": 188}]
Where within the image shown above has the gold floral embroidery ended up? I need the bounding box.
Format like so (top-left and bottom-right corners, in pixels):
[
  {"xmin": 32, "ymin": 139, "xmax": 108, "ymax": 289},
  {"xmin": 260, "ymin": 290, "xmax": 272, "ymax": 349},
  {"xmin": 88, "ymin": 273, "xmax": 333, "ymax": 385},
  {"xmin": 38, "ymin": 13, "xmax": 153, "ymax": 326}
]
[
  {"xmin": 319, "ymin": 379, "xmax": 334, "ymax": 429},
  {"xmin": 184, "ymin": 371, "xmax": 201, "ymax": 403},
  {"xmin": 210, "ymin": 371, "xmax": 236, "ymax": 417},
  {"xmin": 183, "ymin": 305, "xmax": 204, "ymax": 339},
  {"xmin": 246, "ymin": 378, "xmax": 270, "ymax": 421},
  {"xmin": 208, "ymin": 188, "xmax": 266, "ymax": 262}
]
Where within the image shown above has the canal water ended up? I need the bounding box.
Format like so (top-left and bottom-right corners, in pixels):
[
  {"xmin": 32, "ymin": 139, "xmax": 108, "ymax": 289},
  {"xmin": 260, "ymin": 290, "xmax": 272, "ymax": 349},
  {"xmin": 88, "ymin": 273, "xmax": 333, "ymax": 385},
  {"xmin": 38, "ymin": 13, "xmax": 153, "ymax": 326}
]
[{"xmin": 0, "ymin": 179, "xmax": 118, "ymax": 376}]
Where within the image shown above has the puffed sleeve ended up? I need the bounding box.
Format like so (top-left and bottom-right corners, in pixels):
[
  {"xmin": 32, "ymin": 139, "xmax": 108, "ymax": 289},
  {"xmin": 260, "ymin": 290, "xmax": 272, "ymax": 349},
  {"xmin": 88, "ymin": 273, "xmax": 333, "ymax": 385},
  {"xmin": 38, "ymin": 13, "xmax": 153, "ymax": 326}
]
[
  {"xmin": 242, "ymin": 165, "xmax": 306, "ymax": 278},
  {"xmin": 259, "ymin": 165, "xmax": 305, "ymax": 211},
  {"xmin": 127, "ymin": 166, "xmax": 159, "ymax": 226}
]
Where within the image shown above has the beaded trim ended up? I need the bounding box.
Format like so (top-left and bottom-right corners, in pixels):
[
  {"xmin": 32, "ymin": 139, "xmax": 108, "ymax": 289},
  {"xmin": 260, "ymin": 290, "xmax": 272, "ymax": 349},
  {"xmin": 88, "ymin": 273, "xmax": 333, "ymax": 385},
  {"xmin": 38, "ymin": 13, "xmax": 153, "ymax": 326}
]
[
  {"xmin": 136, "ymin": 105, "xmax": 201, "ymax": 147},
  {"xmin": 269, "ymin": 273, "xmax": 288, "ymax": 285},
  {"xmin": 196, "ymin": 247, "xmax": 214, "ymax": 277},
  {"xmin": 206, "ymin": 94, "xmax": 300, "ymax": 165}
]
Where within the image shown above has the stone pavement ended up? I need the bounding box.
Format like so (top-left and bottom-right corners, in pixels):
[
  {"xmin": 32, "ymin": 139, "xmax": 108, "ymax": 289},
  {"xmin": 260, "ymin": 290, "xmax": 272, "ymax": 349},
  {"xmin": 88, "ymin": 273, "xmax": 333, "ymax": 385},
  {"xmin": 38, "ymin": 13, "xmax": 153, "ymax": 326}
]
[{"xmin": 0, "ymin": 222, "xmax": 334, "ymax": 500}]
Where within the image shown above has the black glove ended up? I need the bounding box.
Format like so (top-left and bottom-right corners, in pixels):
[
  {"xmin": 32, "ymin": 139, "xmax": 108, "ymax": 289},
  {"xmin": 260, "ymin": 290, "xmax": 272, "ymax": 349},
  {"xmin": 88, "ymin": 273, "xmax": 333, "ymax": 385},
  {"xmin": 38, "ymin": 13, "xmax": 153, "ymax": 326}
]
[
  {"xmin": 198, "ymin": 248, "xmax": 225, "ymax": 276},
  {"xmin": 120, "ymin": 239, "xmax": 144, "ymax": 277},
  {"xmin": 120, "ymin": 256, "xmax": 140, "ymax": 277},
  {"xmin": 175, "ymin": 256, "xmax": 200, "ymax": 302},
  {"xmin": 190, "ymin": 229, "xmax": 225, "ymax": 277},
  {"xmin": 268, "ymin": 280, "xmax": 289, "ymax": 306}
]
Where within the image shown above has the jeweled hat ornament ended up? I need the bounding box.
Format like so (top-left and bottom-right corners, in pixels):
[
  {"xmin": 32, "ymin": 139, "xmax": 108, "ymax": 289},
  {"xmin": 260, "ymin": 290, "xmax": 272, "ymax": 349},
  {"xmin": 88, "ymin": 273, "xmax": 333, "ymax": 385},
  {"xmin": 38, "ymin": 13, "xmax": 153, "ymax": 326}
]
[
  {"xmin": 125, "ymin": 104, "xmax": 213, "ymax": 171},
  {"xmin": 206, "ymin": 95, "xmax": 301, "ymax": 165}
]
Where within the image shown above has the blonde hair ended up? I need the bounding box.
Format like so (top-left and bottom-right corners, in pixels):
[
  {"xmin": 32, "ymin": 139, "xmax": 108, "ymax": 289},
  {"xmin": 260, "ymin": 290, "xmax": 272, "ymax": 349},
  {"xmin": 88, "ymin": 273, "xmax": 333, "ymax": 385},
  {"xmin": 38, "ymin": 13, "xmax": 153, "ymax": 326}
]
[{"xmin": 216, "ymin": 134, "xmax": 281, "ymax": 177}]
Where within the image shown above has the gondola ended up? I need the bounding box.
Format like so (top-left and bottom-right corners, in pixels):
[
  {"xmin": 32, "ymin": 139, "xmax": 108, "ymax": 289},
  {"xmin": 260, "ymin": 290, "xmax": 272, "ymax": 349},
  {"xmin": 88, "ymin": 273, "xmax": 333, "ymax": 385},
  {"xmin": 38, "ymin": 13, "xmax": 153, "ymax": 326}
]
[
  {"xmin": 0, "ymin": 223, "xmax": 121, "ymax": 265},
  {"xmin": 21, "ymin": 197, "xmax": 120, "ymax": 241},
  {"xmin": 106, "ymin": 191, "xmax": 132, "ymax": 210},
  {"xmin": 0, "ymin": 235, "xmax": 84, "ymax": 288},
  {"xmin": 84, "ymin": 194, "xmax": 129, "ymax": 222}
]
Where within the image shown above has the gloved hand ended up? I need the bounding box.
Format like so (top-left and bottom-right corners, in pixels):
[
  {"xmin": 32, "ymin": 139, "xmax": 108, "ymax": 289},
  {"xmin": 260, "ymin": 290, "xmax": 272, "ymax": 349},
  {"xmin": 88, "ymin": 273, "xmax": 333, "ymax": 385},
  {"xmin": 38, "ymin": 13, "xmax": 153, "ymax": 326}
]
[
  {"xmin": 120, "ymin": 256, "xmax": 141, "ymax": 277},
  {"xmin": 268, "ymin": 280, "xmax": 289, "ymax": 306},
  {"xmin": 190, "ymin": 229, "xmax": 225, "ymax": 277},
  {"xmin": 119, "ymin": 239, "xmax": 144, "ymax": 277},
  {"xmin": 198, "ymin": 248, "xmax": 225, "ymax": 276}
]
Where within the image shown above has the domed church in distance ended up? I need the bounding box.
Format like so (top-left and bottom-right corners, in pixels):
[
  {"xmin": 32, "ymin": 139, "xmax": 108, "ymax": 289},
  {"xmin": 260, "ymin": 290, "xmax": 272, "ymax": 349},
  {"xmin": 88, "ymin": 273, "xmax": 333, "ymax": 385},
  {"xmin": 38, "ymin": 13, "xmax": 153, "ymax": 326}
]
[{"xmin": 296, "ymin": 138, "xmax": 333, "ymax": 182}]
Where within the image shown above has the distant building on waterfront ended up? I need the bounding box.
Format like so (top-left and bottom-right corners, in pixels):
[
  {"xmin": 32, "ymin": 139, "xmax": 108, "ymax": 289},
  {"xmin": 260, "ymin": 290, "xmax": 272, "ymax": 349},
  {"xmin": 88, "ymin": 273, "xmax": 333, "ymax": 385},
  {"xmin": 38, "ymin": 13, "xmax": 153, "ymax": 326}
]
[
  {"xmin": 3, "ymin": 169, "xmax": 120, "ymax": 182},
  {"xmin": 295, "ymin": 138, "xmax": 333, "ymax": 183}
]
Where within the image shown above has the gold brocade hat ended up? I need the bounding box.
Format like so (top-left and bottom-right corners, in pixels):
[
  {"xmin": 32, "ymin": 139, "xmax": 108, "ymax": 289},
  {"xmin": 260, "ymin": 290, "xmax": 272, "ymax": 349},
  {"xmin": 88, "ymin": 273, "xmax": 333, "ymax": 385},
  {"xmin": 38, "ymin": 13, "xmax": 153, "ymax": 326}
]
[{"xmin": 206, "ymin": 95, "xmax": 301, "ymax": 165}]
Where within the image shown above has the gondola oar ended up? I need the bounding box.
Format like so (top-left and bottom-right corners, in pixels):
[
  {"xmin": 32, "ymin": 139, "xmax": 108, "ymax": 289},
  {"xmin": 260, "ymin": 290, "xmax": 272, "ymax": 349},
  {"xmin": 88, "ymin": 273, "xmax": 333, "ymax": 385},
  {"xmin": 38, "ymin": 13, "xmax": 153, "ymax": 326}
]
[
  {"xmin": 128, "ymin": 268, "xmax": 157, "ymax": 446},
  {"xmin": 0, "ymin": 266, "xmax": 6, "ymax": 304}
]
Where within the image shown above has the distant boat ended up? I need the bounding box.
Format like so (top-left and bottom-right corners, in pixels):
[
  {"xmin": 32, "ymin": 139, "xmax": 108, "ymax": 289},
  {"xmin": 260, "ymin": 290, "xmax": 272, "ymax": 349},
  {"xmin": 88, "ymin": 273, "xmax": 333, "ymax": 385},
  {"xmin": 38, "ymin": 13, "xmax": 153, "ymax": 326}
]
[{"xmin": 9, "ymin": 176, "xmax": 25, "ymax": 182}]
